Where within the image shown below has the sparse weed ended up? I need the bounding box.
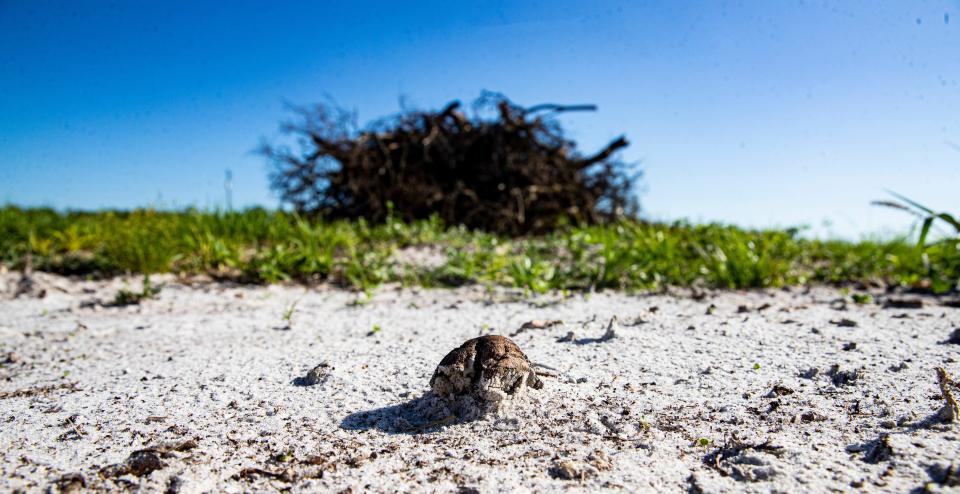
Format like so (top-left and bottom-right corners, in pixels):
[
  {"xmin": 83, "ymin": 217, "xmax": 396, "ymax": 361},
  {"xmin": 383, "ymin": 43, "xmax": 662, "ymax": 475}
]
[
  {"xmin": 639, "ymin": 417, "xmax": 651, "ymax": 432},
  {"xmin": 281, "ymin": 299, "xmax": 299, "ymax": 327},
  {"xmin": 347, "ymin": 294, "xmax": 370, "ymax": 307},
  {"xmin": 874, "ymin": 191, "xmax": 960, "ymax": 245},
  {"xmin": 112, "ymin": 275, "xmax": 163, "ymax": 306},
  {"xmin": 874, "ymin": 192, "xmax": 960, "ymax": 292},
  {"xmin": 272, "ymin": 450, "xmax": 295, "ymax": 463}
]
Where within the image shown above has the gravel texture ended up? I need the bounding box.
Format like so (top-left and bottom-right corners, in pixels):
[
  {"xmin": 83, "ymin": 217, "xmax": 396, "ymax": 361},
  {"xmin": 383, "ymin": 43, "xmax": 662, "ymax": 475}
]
[{"xmin": 1, "ymin": 273, "xmax": 959, "ymax": 493}]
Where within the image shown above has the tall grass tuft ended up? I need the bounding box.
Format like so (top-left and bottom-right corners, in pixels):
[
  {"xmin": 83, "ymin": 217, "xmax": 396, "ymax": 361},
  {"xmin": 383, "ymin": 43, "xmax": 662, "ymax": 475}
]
[{"xmin": 873, "ymin": 192, "xmax": 960, "ymax": 292}]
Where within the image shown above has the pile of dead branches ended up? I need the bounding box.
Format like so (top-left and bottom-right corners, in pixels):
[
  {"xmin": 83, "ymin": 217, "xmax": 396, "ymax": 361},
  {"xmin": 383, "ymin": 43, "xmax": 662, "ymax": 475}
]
[{"xmin": 264, "ymin": 92, "xmax": 638, "ymax": 235}]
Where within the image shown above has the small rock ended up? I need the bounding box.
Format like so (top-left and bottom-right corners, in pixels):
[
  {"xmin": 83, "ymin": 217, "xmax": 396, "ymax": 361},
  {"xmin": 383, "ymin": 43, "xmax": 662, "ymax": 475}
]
[
  {"xmin": 492, "ymin": 417, "xmax": 520, "ymax": 431},
  {"xmin": 599, "ymin": 414, "xmax": 622, "ymax": 434},
  {"xmin": 830, "ymin": 319, "xmax": 858, "ymax": 328},
  {"xmin": 588, "ymin": 450, "xmax": 613, "ymax": 471},
  {"xmin": 549, "ymin": 460, "xmax": 596, "ymax": 481},
  {"xmin": 864, "ymin": 434, "xmax": 894, "ymax": 463},
  {"xmin": 842, "ymin": 342, "xmax": 857, "ymax": 351},
  {"xmin": 896, "ymin": 413, "xmax": 915, "ymax": 427},
  {"xmin": 295, "ymin": 363, "xmax": 331, "ymax": 386},
  {"xmin": 50, "ymin": 473, "xmax": 85, "ymax": 493},
  {"xmin": 879, "ymin": 419, "xmax": 896, "ymax": 429},
  {"xmin": 888, "ymin": 362, "xmax": 908, "ymax": 372},
  {"xmin": 827, "ymin": 365, "xmax": 861, "ymax": 387},
  {"xmin": 770, "ymin": 384, "xmax": 794, "ymax": 396},
  {"xmin": 101, "ymin": 449, "xmax": 166, "ymax": 477},
  {"xmin": 167, "ymin": 424, "xmax": 190, "ymax": 436},
  {"xmin": 798, "ymin": 411, "xmax": 825, "ymax": 423},
  {"xmin": 883, "ymin": 298, "xmax": 923, "ymax": 309},
  {"xmin": 800, "ymin": 367, "xmax": 819, "ymax": 379}
]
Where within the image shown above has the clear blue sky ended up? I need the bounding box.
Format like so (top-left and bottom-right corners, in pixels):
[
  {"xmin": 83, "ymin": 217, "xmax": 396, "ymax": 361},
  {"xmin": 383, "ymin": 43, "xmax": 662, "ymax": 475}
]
[{"xmin": 1, "ymin": 0, "xmax": 958, "ymax": 238}]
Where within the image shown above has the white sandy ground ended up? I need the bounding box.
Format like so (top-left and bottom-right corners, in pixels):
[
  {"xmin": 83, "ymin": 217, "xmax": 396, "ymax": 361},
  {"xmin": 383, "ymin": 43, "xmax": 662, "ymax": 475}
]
[{"xmin": 1, "ymin": 273, "xmax": 959, "ymax": 493}]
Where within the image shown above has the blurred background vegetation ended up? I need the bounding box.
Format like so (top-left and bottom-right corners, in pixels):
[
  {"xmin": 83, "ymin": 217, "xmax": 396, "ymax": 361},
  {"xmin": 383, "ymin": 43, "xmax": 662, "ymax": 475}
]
[
  {"xmin": 4, "ymin": 92, "xmax": 959, "ymax": 295},
  {"xmin": 2, "ymin": 206, "xmax": 957, "ymax": 294}
]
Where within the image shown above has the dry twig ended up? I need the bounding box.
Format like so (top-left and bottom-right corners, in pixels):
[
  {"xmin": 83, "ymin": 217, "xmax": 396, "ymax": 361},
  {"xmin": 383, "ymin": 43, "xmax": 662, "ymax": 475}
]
[{"xmin": 936, "ymin": 367, "xmax": 960, "ymax": 423}]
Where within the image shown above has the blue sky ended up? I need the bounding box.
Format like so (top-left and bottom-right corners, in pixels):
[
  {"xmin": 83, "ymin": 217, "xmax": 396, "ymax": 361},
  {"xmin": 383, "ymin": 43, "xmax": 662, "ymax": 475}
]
[{"xmin": 1, "ymin": 0, "xmax": 958, "ymax": 238}]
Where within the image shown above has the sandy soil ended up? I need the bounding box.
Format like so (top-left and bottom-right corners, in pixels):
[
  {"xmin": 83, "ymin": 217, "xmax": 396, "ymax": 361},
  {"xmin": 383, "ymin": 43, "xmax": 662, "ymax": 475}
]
[{"xmin": 1, "ymin": 273, "xmax": 959, "ymax": 493}]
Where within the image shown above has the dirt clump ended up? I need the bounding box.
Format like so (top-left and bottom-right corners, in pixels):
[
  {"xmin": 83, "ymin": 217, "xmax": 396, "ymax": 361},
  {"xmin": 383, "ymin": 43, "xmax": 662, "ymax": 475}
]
[
  {"xmin": 549, "ymin": 460, "xmax": 597, "ymax": 481},
  {"xmin": 864, "ymin": 434, "xmax": 895, "ymax": 464},
  {"xmin": 295, "ymin": 362, "xmax": 331, "ymax": 386},
  {"xmin": 827, "ymin": 365, "xmax": 862, "ymax": 387},
  {"xmin": 49, "ymin": 473, "xmax": 85, "ymax": 493},
  {"xmin": 430, "ymin": 335, "xmax": 543, "ymax": 418},
  {"xmin": 101, "ymin": 450, "xmax": 166, "ymax": 477}
]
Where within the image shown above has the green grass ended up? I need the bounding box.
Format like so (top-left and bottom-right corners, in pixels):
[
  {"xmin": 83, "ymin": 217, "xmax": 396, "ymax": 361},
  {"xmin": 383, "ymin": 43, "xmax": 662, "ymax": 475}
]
[
  {"xmin": 112, "ymin": 275, "xmax": 164, "ymax": 306},
  {"xmin": 2, "ymin": 206, "xmax": 958, "ymax": 293}
]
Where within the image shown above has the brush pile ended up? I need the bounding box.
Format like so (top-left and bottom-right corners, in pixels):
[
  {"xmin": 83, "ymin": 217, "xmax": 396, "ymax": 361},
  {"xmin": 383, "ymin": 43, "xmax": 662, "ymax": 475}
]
[{"xmin": 265, "ymin": 92, "xmax": 638, "ymax": 235}]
